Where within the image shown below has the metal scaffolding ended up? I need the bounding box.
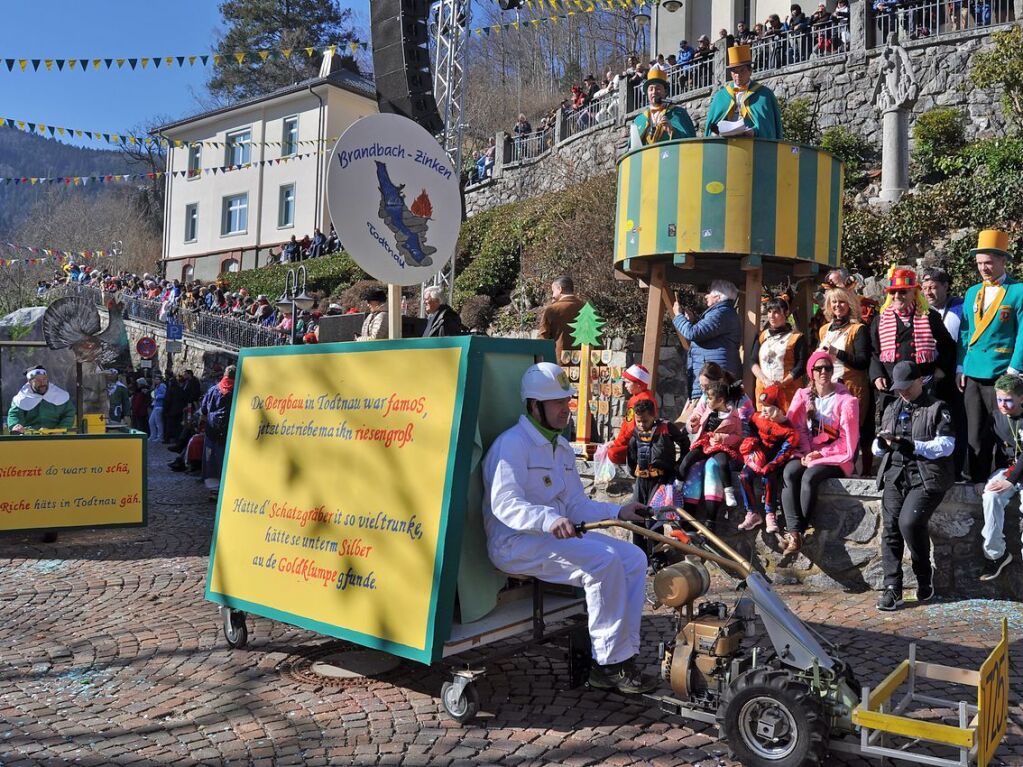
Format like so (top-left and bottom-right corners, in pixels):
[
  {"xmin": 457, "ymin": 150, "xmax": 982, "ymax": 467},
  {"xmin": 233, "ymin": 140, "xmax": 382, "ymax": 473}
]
[{"xmin": 429, "ymin": 0, "xmax": 470, "ymax": 301}]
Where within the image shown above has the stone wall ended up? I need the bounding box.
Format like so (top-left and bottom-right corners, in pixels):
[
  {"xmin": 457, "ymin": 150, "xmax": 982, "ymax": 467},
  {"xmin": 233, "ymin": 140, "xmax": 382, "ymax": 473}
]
[
  {"xmin": 585, "ymin": 467, "xmax": 1023, "ymax": 600},
  {"xmin": 465, "ymin": 22, "xmax": 1013, "ymax": 218}
]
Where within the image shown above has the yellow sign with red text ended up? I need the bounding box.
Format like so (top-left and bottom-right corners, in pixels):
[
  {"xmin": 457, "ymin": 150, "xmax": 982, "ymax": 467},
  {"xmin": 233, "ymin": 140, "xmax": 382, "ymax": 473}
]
[
  {"xmin": 207, "ymin": 345, "xmax": 464, "ymax": 660},
  {"xmin": 0, "ymin": 434, "xmax": 145, "ymax": 531}
]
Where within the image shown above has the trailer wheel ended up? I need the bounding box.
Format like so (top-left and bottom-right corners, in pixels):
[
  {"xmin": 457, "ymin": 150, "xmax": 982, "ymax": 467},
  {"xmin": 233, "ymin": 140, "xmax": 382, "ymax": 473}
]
[
  {"xmin": 223, "ymin": 609, "xmax": 248, "ymax": 649},
  {"xmin": 718, "ymin": 668, "xmax": 827, "ymax": 767},
  {"xmin": 440, "ymin": 680, "xmax": 479, "ymax": 724}
]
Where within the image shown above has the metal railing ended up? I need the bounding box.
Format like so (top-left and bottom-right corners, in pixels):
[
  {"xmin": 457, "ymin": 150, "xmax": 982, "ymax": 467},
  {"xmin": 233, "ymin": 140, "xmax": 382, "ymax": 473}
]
[
  {"xmin": 631, "ymin": 58, "xmax": 716, "ymax": 111},
  {"xmin": 47, "ymin": 283, "xmax": 284, "ymax": 350},
  {"xmin": 869, "ymin": 0, "xmax": 1015, "ymax": 47},
  {"xmin": 507, "ymin": 125, "xmax": 555, "ymax": 164},
  {"xmin": 563, "ymin": 96, "xmax": 619, "ymax": 140},
  {"xmin": 749, "ymin": 21, "xmax": 849, "ymax": 75}
]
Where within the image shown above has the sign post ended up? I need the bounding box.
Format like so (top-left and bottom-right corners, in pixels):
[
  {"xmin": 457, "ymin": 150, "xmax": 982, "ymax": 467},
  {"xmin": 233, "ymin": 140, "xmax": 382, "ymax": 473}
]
[{"xmin": 325, "ymin": 113, "xmax": 461, "ymax": 340}]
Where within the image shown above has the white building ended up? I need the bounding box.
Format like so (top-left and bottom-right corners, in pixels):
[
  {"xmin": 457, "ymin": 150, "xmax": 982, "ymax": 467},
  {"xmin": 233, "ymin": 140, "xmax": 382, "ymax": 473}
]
[{"xmin": 155, "ymin": 63, "xmax": 377, "ymax": 282}]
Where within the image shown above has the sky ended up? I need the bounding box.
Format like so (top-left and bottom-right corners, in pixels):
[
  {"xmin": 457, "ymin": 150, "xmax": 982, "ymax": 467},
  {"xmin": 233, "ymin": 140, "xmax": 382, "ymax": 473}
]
[{"xmin": 0, "ymin": 1, "xmax": 371, "ymax": 154}]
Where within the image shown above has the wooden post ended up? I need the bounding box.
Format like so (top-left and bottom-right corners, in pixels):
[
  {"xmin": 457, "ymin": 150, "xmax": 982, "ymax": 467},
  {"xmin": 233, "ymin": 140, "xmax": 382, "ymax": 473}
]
[
  {"xmin": 642, "ymin": 262, "xmax": 667, "ymax": 393},
  {"xmin": 793, "ymin": 262, "xmax": 819, "ymax": 339},
  {"xmin": 387, "ymin": 284, "xmax": 402, "ymax": 340},
  {"xmin": 741, "ymin": 258, "xmax": 763, "ymax": 400},
  {"xmin": 575, "ymin": 343, "xmax": 592, "ymax": 444}
]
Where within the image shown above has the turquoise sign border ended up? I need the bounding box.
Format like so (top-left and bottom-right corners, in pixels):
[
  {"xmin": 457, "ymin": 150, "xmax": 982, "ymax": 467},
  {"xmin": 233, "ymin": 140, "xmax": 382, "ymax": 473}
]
[{"xmin": 204, "ymin": 336, "xmax": 553, "ymax": 664}]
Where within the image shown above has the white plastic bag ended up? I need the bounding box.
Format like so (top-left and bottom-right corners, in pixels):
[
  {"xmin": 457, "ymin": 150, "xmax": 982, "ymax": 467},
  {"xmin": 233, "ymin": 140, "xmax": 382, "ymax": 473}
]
[{"xmin": 593, "ymin": 443, "xmax": 616, "ymax": 485}]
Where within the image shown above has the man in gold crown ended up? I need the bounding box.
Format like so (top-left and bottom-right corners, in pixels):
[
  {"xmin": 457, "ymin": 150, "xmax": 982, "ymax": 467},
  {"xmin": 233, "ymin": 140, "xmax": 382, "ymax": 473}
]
[
  {"xmin": 704, "ymin": 44, "xmax": 783, "ymax": 140},
  {"xmin": 631, "ymin": 67, "xmax": 696, "ymax": 146},
  {"xmin": 957, "ymin": 229, "xmax": 1023, "ymax": 483}
]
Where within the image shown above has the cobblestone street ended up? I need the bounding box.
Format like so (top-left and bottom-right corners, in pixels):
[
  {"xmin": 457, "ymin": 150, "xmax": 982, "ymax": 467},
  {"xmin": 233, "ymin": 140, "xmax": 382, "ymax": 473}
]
[{"xmin": 1, "ymin": 450, "xmax": 1021, "ymax": 766}]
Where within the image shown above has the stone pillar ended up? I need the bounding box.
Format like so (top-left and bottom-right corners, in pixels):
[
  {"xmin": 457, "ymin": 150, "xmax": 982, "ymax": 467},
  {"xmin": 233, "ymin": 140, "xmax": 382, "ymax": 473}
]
[
  {"xmin": 874, "ymin": 33, "xmax": 918, "ymax": 203},
  {"xmin": 1015, "ymin": 0, "xmax": 1023, "ymax": 22},
  {"xmin": 880, "ymin": 108, "xmax": 911, "ymax": 203},
  {"xmin": 616, "ymin": 75, "xmax": 630, "ymax": 123},
  {"xmin": 554, "ymin": 106, "xmax": 566, "ymax": 145},
  {"xmin": 850, "ymin": 0, "xmax": 867, "ymax": 52},
  {"xmin": 712, "ymin": 38, "xmax": 728, "ymax": 87},
  {"xmin": 492, "ymin": 131, "xmax": 507, "ymax": 179}
]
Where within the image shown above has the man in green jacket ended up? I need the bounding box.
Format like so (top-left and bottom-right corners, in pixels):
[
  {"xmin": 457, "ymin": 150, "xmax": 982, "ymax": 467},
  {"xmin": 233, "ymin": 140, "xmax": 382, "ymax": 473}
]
[
  {"xmin": 7, "ymin": 366, "xmax": 76, "ymax": 434},
  {"xmin": 631, "ymin": 67, "xmax": 696, "ymax": 147},
  {"xmin": 957, "ymin": 229, "xmax": 1023, "ymax": 482},
  {"xmin": 704, "ymin": 44, "xmax": 783, "ymax": 140}
]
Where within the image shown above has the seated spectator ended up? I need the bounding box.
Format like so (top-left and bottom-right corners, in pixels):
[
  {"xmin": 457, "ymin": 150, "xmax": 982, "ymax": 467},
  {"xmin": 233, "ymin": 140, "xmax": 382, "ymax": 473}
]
[
  {"xmin": 299, "ymin": 234, "xmax": 312, "ymax": 258},
  {"xmin": 326, "ymin": 225, "xmax": 340, "ymax": 253},
  {"xmin": 781, "ymin": 351, "xmax": 860, "ymax": 554},
  {"xmin": 283, "ymin": 235, "xmax": 300, "ymax": 263},
  {"xmin": 309, "ymin": 227, "xmax": 326, "ymax": 259}
]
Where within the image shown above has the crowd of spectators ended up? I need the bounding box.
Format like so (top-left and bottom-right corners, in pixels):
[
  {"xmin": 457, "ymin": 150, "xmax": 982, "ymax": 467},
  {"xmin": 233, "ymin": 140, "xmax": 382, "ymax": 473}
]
[{"xmin": 264, "ymin": 224, "xmax": 342, "ymax": 264}]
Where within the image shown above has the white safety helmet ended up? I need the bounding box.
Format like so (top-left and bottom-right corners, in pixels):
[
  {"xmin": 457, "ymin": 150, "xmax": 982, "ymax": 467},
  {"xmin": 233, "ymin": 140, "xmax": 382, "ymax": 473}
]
[{"xmin": 521, "ymin": 362, "xmax": 572, "ymax": 402}]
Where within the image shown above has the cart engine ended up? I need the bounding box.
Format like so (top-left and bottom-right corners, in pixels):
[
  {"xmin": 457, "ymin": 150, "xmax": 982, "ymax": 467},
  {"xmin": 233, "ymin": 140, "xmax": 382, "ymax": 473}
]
[{"xmin": 653, "ymin": 560, "xmax": 749, "ymax": 699}]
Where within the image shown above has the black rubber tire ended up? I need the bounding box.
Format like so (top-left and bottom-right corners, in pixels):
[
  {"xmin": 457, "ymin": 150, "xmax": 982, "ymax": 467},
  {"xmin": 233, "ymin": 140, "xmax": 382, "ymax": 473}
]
[
  {"xmin": 223, "ymin": 610, "xmax": 248, "ymax": 649},
  {"xmin": 718, "ymin": 668, "xmax": 828, "ymax": 767},
  {"xmin": 440, "ymin": 680, "xmax": 480, "ymax": 724}
]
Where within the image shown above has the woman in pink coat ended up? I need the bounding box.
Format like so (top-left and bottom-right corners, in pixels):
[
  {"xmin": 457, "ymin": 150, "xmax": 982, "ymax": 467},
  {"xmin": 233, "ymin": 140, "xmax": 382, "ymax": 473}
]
[{"xmin": 779, "ymin": 350, "xmax": 860, "ymax": 554}]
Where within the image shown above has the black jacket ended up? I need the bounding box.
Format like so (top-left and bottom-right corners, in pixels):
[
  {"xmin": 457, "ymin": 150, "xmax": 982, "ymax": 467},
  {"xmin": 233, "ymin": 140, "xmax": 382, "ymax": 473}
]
[
  {"xmin": 422, "ymin": 304, "xmax": 464, "ymax": 337},
  {"xmin": 869, "ymin": 309, "xmax": 955, "ymax": 387},
  {"xmin": 993, "ymin": 408, "xmax": 1023, "ymax": 484},
  {"xmin": 627, "ymin": 420, "xmax": 688, "ymax": 477},
  {"xmin": 875, "ymin": 392, "xmax": 955, "ymax": 493}
]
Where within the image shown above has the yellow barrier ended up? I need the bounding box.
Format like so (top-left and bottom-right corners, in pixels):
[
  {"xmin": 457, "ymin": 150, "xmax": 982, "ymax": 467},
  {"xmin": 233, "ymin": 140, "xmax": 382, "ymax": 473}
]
[{"xmin": 851, "ymin": 619, "xmax": 1010, "ymax": 766}]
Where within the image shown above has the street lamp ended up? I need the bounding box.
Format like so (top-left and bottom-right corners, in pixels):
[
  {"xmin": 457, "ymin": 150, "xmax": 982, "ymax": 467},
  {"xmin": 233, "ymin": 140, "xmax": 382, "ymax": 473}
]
[
  {"xmin": 661, "ymin": 0, "xmax": 681, "ymax": 12},
  {"xmin": 276, "ymin": 265, "xmax": 315, "ymax": 345},
  {"xmin": 631, "ymin": 10, "xmax": 651, "ymax": 58}
]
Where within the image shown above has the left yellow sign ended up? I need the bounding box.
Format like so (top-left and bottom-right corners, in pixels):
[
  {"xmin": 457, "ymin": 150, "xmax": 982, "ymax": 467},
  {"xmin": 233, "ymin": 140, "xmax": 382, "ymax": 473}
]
[{"xmin": 0, "ymin": 434, "xmax": 146, "ymax": 531}]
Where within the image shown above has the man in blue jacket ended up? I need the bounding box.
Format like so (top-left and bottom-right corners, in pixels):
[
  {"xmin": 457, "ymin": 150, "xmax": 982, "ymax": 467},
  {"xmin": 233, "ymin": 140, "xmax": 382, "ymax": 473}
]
[{"xmin": 672, "ymin": 280, "xmax": 742, "ymax": 400}]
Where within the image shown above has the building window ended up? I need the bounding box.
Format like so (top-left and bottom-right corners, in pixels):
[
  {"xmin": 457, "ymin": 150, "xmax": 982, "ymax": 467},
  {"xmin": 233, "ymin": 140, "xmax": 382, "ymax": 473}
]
[
  {"xmin": 187, "ymin": 143, "xmax": 202, "ymax": 177},
  {"xmin": 184, "ymin": 203, "xmax": 199, "ymax": 242},
  {"xmin": 221, "ymin": 258, "xmax": 240, "ymax": 273},
  {"xmin": 181, "ymin": 264, "xmax": 194, "ymax": 282},
  {"xmin": 278, "ymin": 184, "xmax": 296, "ymax": 228},
  {"xmin": 225, "ymin": 129, "xmax": 251, "ymax": 166},
  {"xmin": 221, "ymin": 193, "xmax": 248, "ymax": 236},
  {"xmin": 282, "ymin": 116, "xmax": 298, "ymax": 157}
]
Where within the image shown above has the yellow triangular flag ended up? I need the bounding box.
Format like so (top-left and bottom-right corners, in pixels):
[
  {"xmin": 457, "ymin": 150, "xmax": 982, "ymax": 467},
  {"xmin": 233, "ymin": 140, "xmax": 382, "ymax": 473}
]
[
  {"xmin": 19, "ymin": 60, "xmax": 27, "ymax": 72},
  {"xmin": 141, "ymin": 58, "xmax": 149, "ymax": 68},
  {"xmin": 188, "ymin": 55, "xmax": 197, "ymax": 65},
  {"xmin": 234, "ymin": 52, "xmax": 246, "ymax": 64},
  {"xmin": 259, "ymin": 50, "xmax": 270, "ymax": 61},
  {"xmin": 68, "ymin": 59, "xmax": 78, "ymax": 70},
  {"xmin": 282, "ymin": 48, "xmax": 292, "ymax": 59},
  {"xmin": 305, "ymin": 47, "xmax": 315, "ymax": 57}
]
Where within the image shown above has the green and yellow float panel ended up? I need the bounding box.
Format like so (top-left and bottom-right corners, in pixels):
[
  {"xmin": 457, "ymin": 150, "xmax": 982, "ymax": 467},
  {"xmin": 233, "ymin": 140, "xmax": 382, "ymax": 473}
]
[{"xmin": 615, "ymin": 137, "xmax": 844, "ymax": 282}]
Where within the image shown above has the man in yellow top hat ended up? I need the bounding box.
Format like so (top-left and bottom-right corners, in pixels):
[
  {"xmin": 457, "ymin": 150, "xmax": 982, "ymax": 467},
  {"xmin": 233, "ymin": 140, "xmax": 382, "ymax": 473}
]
[
  {"xmin": 631, "ymin": 67, "xmax": 696, "ymax": 146},
  {"xmin": 704, "ymin": 44, "xmax": 783, "ymax": 140},
  {"xmin": 957, "ymin": 229, "xmax": 1023, "ymax": 482}
]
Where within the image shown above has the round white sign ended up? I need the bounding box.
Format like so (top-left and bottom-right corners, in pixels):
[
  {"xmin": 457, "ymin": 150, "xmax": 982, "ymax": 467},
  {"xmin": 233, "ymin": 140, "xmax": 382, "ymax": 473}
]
[{"xmin": 326, "ymin": 113, "xmax": 461, "ymax": 286}]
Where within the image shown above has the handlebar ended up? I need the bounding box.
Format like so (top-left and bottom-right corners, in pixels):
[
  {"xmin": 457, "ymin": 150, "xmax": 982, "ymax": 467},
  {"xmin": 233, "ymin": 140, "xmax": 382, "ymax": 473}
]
[{"xmin": 574, "ymin": 514, "xmax": 752, "ymax": 579}]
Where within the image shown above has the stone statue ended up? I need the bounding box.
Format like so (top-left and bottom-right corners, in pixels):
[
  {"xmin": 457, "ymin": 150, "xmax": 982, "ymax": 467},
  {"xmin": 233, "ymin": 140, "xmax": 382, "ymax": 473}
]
[
  {"xmin": 873, "ymin": 32, "xmax": 919, "ymax": 114},
  {"xmin": 873, "ymin": 31, "xmax": 918, "ymax": 203}
]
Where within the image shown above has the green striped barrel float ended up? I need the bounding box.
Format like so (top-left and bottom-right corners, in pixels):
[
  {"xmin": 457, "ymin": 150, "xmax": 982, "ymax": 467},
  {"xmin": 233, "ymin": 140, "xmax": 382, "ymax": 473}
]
[{"xmin": 614, "ymin": 137, "xmax": 844, "ymax": 269}]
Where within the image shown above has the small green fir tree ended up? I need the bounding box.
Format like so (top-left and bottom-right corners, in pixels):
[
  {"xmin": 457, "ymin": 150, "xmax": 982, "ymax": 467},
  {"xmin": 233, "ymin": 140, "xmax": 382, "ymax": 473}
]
[{"xmin": 569, "ymin": 302, "xmax": 605, "ymax": 348}]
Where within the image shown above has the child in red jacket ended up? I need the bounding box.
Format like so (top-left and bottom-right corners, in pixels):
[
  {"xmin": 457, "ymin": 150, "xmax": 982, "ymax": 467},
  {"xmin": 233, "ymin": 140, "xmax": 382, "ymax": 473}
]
[
  {"xmin": 737, "ymin": 384, "xmax": 800, "ymax": 532},
  {"xmin": 607, "ymin": 364, "xmax": 657, "ymax": 465}
]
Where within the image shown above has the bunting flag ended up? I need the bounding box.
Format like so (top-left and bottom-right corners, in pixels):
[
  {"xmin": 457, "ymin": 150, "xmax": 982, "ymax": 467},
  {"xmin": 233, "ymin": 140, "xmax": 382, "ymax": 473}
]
[
  {"xmin": 0, "ymin": 117, "xmax": 340, "ymax": 150},
  {"xmin": 0, "ymin": 42, "xmax": 370, "ymax": 74},
  {"xmin": 0, "ymin": 149, "xmax": 325, "ymax": 188},
  {"xmin": 2, "ymin": 241, "xmax": 112, "ymax": 264},
  {"xmin": 0, "ymin": 1, "xmax": 644, "ymax": 75}
]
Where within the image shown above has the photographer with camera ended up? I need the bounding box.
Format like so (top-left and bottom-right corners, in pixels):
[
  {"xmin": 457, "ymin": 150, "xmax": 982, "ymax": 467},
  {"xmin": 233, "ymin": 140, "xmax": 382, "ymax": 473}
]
[{"xmin": 872, "ymin": 361, "xmax": 955, "ymax": 612}]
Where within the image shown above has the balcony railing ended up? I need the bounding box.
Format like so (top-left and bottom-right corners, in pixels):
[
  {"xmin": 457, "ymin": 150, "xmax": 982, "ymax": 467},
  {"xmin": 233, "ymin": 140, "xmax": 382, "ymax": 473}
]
[
  {"xmin": 563, "ymin": 96, "xmax": 619, "ymax": 140},
  {"xmin": 507, "ymin": 126, "xmax": 556, "ymax": 164},
  {"xmin": 751, "ymin": 20, "xmax": 849, "ymax": 75},
  {"xmin": 869, "ymin": 0, "xmax": 1015, "ymax": 47},
  {"xmin": 631, "ymin": 57, "xmax": 716, "ymax": 110},
  {"xmin": 48, "ymin": 283, "xmax": 284, "ymax": 350}
]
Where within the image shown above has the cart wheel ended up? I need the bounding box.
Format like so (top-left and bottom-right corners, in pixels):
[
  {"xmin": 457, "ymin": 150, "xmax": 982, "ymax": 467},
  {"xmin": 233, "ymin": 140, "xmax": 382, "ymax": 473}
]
[
  {"xmin": 223, "ymin": 609, "xmax": 248, "ymax": 649},
  {"xmin": 718, "ymin": 668, "xmax": 827, "ymax": 767},
  {"xmin": 440, "ymin": 680, "xmax": 479, "ymax": 724}
]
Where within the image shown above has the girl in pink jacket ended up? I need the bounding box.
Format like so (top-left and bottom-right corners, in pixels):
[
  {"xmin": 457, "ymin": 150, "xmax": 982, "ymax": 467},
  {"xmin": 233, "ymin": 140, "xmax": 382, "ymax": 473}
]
[{"xmin": 779, "ymin": 350, "xmax": 860, "ymax": 554}]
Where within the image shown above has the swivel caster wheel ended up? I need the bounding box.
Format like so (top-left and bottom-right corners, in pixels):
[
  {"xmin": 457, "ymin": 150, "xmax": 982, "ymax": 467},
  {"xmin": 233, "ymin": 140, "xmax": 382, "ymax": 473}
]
[
  {"xmin": 222, "ymin": 608, "xmax": 248, "ymax": 649},
  {"xmin": 441, "ymin": 678, "xmax": 480, "ymax": 724}
]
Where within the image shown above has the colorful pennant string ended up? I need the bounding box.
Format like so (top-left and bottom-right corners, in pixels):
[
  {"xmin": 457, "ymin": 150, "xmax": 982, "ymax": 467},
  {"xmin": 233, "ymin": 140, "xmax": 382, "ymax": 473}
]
[
  {"xmin": 0, "ymin": 117, "xmax": 340, "ymax": 150},
  {"xmin": 0, "ymin": 1, "xmax": 645, "ymax": 74},
  {"xmin": 0, "ymin": 149, "xmax": 324, "ymax": 188},
  {"xmin": 1, "ymin": 241, "xmax": 112, "ymax": 265}
]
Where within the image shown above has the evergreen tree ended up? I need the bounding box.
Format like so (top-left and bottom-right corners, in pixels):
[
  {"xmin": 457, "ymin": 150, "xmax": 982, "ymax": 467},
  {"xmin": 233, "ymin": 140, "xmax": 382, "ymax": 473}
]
[
  {"xmin": 207, "ymin": 0, "xmax": 363, "ymax": 103},
  {"xmin": 569, "ymin": 302, "xmax": 606, "ymax": 348}
]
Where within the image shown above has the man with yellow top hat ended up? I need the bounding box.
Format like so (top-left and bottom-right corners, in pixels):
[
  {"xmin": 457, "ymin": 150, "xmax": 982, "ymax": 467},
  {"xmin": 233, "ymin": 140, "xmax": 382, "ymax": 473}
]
[
  {"xmin": 704, "ymin": 44, "xmax": 783, "ymax": 140},
  {"xmin": 957, "ymin": 229, "xmax": 1023, "ymax": 482},
  {"xmin": 630, "ymin": 67, "xmax": 696, "ymax": 147}
]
